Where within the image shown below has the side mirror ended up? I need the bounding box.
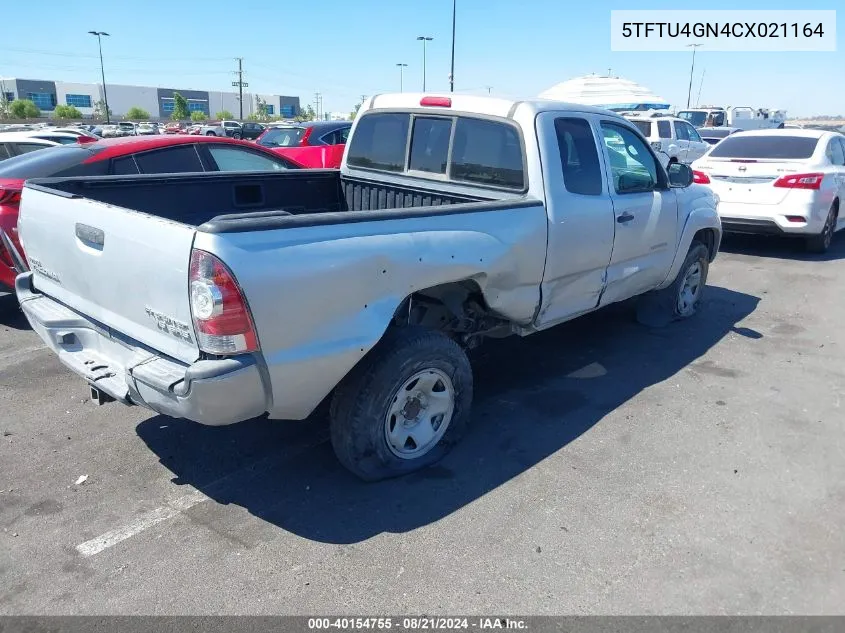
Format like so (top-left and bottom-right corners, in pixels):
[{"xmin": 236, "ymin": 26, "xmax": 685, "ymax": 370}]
[{"xmin": 667, "ymin": 162, "xmax": 694, "ymax": 188}]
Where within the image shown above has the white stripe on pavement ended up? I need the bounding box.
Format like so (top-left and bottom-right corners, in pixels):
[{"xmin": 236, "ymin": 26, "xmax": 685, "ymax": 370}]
[{"xmin": 75, "ymin": 490, "xmax": 209, "ymax": 557}]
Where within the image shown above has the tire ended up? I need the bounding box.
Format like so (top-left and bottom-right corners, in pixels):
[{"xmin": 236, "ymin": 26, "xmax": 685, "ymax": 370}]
[
  {"xmin": 329, "ymin": 327, "xmax": 473, "ymax": 482},
  {"xmin": 206, "ymin": 131, "xmax": 215, "ymax": 136},
  {"xmin": 805, "ymin": 204, "xmax": 837, "ymax": 254},
  {"xmin": 233, "ymin": 133, "xmax": 242, "ymax": 140},
  {"xmin": 636, "ymin": 241, "xmax": 710, "ymax": 326}
]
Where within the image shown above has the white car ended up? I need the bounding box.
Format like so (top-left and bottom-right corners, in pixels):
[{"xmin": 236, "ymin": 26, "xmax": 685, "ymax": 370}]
[
  {"xmin": 16, "ymin": 130, "xmax": 82, "ymax": 145},
  {"xmin": 625, "ymin": 114, "xmax": 710, "ymax": 166},
  {"xmin": 692, "ymin": 129, "xmax": 845, "ymax": 253},
  {"xmin": 136, "ymin": 122, "xmax": 159, "ymax": 135},
  {"xmin": 0, "ymin": 132, "xmax": 61, "ymax": 161}
]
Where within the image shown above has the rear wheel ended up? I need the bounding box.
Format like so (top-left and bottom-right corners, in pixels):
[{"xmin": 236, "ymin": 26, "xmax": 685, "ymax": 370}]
[
  {"xmin": 205, "ymin": 131, "xmax": 215, "ymax": 136},
  {"xmin": 233, "ymin": 132, "xmax": 242, "ymax": 140},
  {"xmin": 805, "ymin": 204, "xmax": 837, "ymax": 254},
  {"xmin": 329, "ymin": 327, "xmax": 473, "ymax": 481}
]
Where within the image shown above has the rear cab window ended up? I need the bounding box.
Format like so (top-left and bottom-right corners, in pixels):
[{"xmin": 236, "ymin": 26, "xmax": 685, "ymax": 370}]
[
  {"xmin": 347, "ymin": 111, "xmax": 525, "ymax": 190},
  {"xmin": 708, "ymin": 136, "xmax": 819, "ymax": 159}
]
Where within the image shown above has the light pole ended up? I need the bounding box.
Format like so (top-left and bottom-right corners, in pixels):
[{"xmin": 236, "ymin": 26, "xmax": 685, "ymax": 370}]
[
  {"xmin": 88, "ymin": 31, "xmax": 111, "ymax": 124},
  {"xmin": 450, "ymin": 0, "xmax": 456, "ymax": 92},
  {"xmin": 417, "ymin": 36, "xmax": 433, "ymax": 91},
  {"xmin": 685, "ymin": 43, "xmax": 702, "ymax": 108},
  {"xmin": 396, "ymin": 63, "xmax": 408, "ymax": 92}
]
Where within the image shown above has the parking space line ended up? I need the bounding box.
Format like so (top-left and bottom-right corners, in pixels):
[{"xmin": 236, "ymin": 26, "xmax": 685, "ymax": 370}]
[{"xmin": 76, "ymin": 489, "xmax": 209, "ymax": 557}]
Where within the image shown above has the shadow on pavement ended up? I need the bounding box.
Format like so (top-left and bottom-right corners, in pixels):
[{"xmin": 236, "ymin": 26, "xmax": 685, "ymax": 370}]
[
  {"xmin": 137, "ymin": 285, "xmax": 760, "ymax": 544},
  {"xmin": 719, "ymin": 232, "xmax": 845, "ymax": 262},
  {"xmin": 0, "ymin": 293, "xmax": 29, "ymax": 331}
]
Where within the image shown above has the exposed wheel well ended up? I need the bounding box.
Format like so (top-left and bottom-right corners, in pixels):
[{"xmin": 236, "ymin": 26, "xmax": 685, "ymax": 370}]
[
  {"xmin": 693, "ymin": 228, "xmax": 718, "ymax": 260},
  {"xmin": 391, "ymin": 280, "xmax": 510, "ymax": 347}
]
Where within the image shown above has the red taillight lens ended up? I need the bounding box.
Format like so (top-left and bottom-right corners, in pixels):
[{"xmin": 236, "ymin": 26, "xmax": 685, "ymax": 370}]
[
  {"xmin": 692, "ymin": 170, "xmax": 711, "ymax": 184},
  {"xmin": 785, "ymin": 215, "xmax": 807, "ymax": 223},
  {"xmin": 0, "ymin": 189, "xmax": 22, "ymax": 205},
  {"xmin": 420, "ymin": 96, "xmax": 452, "ymax": 107},
  {"xmin": 298, "ymin": 127, "xmax": 314, "ymax": 146},
  {"xmin": 189, "ymin": 249, "xmax": 259, "ymax": 355},
  {"xmin": 773, "ymin": 173, "xmax": 824, "ymax": 190}
]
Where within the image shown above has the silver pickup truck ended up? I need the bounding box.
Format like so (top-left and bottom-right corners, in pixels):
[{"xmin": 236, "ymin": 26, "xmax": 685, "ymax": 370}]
[{"xmin": 14, "ymin": 93, "xmax": 722, "ymax": 481}]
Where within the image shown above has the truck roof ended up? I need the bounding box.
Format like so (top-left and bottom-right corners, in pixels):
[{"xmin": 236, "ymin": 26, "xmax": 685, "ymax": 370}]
[{"xmin": 364, "ymin": 92, "xmax": 629, "ymax": 121}]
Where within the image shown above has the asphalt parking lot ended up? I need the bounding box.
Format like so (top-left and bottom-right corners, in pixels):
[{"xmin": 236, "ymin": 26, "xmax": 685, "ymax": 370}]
[{"xmin": 1, "ymin": 234, "xmax": 844, "ymax": 615}]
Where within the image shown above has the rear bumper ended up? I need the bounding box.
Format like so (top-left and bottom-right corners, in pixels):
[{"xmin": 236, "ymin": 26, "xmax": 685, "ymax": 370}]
[
  {"xmin": 15, "ymin": 272, "xmax": 268, "ymax": 426},
  {"xmin": 718, "ymin": 199, "xmax": 824, "ymax": 236}
]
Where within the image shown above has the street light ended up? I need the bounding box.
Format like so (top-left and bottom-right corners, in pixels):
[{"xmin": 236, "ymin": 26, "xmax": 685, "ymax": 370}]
[
  {"xmin": 417, "ymin": 36, "xmax": 433, "ymax": 91},
  {"xmin": 396, "ymin": 63, "xmax": 408, "ymax": 92},
  {"xmin": 685, "ymin": 43, "xmax": 702, "ymax": 108},
  {"xmin": 88, "ymin": 31, "xmax": 111, "ymax": 124}
]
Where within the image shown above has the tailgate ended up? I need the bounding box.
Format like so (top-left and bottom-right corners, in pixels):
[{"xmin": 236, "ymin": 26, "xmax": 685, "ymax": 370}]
[{"xmin": 18, "ymin": 185, "xmax": 200, "ymax": 364}]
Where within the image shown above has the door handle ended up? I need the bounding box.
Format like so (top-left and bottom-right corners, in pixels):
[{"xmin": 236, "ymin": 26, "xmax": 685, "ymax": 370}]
[{"xmin": 617, "ymin": 212, "xmax": 635, "ymax": 224}]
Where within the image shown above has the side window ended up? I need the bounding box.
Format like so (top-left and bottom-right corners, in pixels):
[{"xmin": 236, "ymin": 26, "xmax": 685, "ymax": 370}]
[
  {"xmin": 657, "ymin": 120, "xmax": 671, "ymax": 139},
  {"xmin": 839, "ymin": 139, "xmax": 845, "ymax": 165},
  {"xmin": 686, "ymin": 124, "xmax": 703, "ymax": 143},
  {"xmin": 450, "ymin": 117, "xmax": 524, "ymax": 189},
  {"xmin": 554, "ymin": 117, "xmax": 603, "ymax": 196},
  {"xmin": 320, "ymin": 130, "xmax": 340, "ymax": 145},
  {"xmin": 207, "ymin": 146, "xmax": 289, "ymax": 171},
  {"xmin": 0, "ymin": 144, "xmax": 11, "ymax": 161},
  {"xmin": 826, "ymin": 138, "xmax": 845, "ymax": 166},
  {"xmin": 134, "ymin": 145, "xmax": 205, "ymax": 174},
  {"xmin": 12, "ymin": 143, "xmax": 49, "ymax": 155},
  {"xmin": 346, "ymin": 113, "xmax": 410, "ymax": 172},
  {"xmin": 337, "ymin": 127, "xmax": 350, "ymax": 143},
  {"xmin": 600, "ymin": 123, "xmax": 658, "ymax": 194},
  {"xmin": 408, "ymin": 117, "xmax": 452, "ymax": 174},
  {"xmin": 674, "ymin": 121, "xmax": 689, "ymax": 141},
  {"xmin": 112, "ymin": 156, "xmax": 140, "ymax": 174}
]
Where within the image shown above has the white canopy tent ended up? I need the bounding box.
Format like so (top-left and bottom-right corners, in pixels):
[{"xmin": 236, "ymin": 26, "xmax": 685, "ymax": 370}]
[{"xmin": 538, "ymin": 75, "xmax": 670, "ymax": 112}]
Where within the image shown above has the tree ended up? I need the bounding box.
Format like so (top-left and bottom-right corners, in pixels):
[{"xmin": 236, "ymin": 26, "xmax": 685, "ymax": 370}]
[
  {"xmin": 54, "ymin": 104, "xmax": 83, "ymax": 120},
  {"xmin": 215, "ymin": 110, "xmax": 234, "ymax": 120},
  {"xmin": 190, "ymin": 110, "xmax": 207, "ymax": 122},
  {"xmin": 125, "ymin": 106, "xmax": 150, "ymax": 120},
  {"xmin": 349, "ymin": 102, "xmax": 362, "ymax": 120},
  {"xmin": 92, "ymin": 99, "xmax": 112, "ymax": 121},
  {"xmin": 9, "ymin": 99, "xmax": 40, "ymax": 119},
  {"xmin": 295, "ymin": 104, "xmax": 316, "ymax": 122},
  {"xmin": 255, "ymin": 96, "xmax": 268, "ymax": 122},
  {"xmin": 171, "ymin": 92, "xmax": 190, "ymax": 121}
]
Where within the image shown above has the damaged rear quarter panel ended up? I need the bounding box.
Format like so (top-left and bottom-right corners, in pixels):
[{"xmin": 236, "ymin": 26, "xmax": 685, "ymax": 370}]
[{"xmin": 193, "ymin": 204, "xmax": 548, "ymax": 419}]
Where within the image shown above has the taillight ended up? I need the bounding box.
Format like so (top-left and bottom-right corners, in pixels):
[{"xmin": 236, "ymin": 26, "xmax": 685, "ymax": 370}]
[
  {"xmin": 189, "ymin": 249, "xmax": 259, "ymax": 355},
  {"xmin": 420, "ymin": 96, "xmax": 452, "ymax": 107},
  {"xmin": 692, "ymin": 170, "xmax": 711, "ymax": 184},
  {"xmin": 773, "ymin": 173, "xmax": 824, "ymax": 190},
  {"xmin": 298, "ymin": 127, "xmax": 314, "ymax": 146},
  {"xmin": 0, "ymin": 189, "xmax": 22, "ymax": 205}
]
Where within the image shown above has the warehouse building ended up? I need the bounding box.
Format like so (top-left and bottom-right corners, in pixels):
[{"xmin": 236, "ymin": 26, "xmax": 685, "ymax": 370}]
[{"xmin": 0, "ymin": 77, "xmax": 301, "ymax": 119}]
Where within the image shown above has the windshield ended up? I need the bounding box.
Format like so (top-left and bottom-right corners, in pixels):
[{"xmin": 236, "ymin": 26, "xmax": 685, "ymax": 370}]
[
  {"xmin": 707, "ymin": 135, "xmax": 819, "ymax": 160},
  {"xmin": 677, "ymin": 111, "xmax": 707, "ymax": 127},
  {"xmin": 258, "ymin": 127, "xmax": 306, "ymax": 147}
]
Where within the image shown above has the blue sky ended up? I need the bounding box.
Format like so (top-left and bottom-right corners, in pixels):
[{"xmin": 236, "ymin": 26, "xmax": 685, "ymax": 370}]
[{"xmin": 1, "ymin": 0, "xmax": 842, "ymax": 116}]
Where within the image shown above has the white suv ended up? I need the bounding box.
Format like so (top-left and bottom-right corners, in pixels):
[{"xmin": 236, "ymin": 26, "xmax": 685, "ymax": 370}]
[{"xmin": 624, "ymin": 114, "xmax": 710, "ymax": 167}]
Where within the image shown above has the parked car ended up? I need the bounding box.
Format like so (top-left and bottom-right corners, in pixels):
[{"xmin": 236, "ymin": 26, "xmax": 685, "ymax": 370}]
[
  {"xmin": 137, "ymin": 122, "xmax": 159, "ymax": 135},
  {"xmin": 624, "ymin": 114, "xmax": 710, "ymax": 166},
  {"xmin": 0, "ymin": 135, "xmax": 302, "ymax": 292},
  {"xmin": 194, "ymin": 121, "xmax": 227, "ymax": 137},
  {"xmin": 697, "ymin": 127, "xmax": 743, "ymax": 146},
  {"xmin": 10, "ymin": 94, "xmax": 721, "ymax": 481},
  {"xmin": 118, "ymin": 122, "xmax": 138, "ymax": 136},
  {"xmin": 99, "ymin": 125, "xmax": 122, "ymax": 138},
  {"xmin": 239, "ymin": 122, "xmax": 265, "ymax": 140},
  {"xmin": 691, "ymin": 129, "xmax": 845, "ymax": 252},
  {"xmin": 0, "ymin": 133, "xmax": 62, "ymax": 163},
  {"xmin": 17, "ymin": 130, "xmax": 86, "ymax": 146},
  {"xmin": 256, "ymin": 120, "xmax": 351, "ymax": 168},
  {"xmin": 42, "ymin": 127, "xmax": 102, "ymax": 140},
  {"xmin": 163, "ymin": 122, "xmax": 183, "ymax": 134}
]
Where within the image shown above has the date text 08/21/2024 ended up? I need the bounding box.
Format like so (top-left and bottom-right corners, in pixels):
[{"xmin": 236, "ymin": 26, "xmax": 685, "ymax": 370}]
[{"xmin": 307, "ymin": 618, "xmax": 528, "ymax": 630}]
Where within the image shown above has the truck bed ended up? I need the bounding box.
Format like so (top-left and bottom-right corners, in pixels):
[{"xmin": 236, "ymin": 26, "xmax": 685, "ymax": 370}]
[{"xmin": 29, "ymin": 170, "xmax": 496, "ymax": 231}]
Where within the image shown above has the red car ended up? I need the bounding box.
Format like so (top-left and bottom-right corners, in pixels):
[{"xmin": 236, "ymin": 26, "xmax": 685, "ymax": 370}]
[
  {"xmin": 0, "ymin": 135, "xmax": 302, "ymax": 292},
  {"xmin": 255, "ymin": 121, "xmax": 351, "ymax": 169}
]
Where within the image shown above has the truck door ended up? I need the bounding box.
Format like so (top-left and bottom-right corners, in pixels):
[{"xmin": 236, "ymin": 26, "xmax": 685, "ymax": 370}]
[
  {"xmin": 672, "ymin": 120, "xmax": 691, "ymax": 162},
  {"xmin": 596, "ymin": 120, "xmax": 679, "ymax": 305},
  {"xmin": 533, "ymin": 112, "xmax": 616, "ymax": 327}
]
